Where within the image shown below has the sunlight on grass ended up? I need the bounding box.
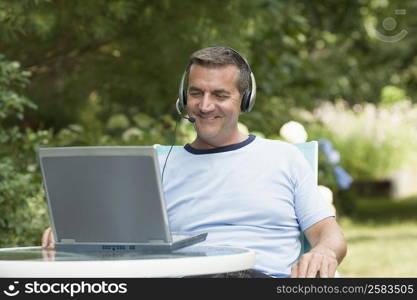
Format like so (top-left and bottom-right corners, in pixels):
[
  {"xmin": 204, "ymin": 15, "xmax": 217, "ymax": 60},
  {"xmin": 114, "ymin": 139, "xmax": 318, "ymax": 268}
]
[{"xmin": 338, "ymin": 218, "xmax": 417, "ymax": 277}]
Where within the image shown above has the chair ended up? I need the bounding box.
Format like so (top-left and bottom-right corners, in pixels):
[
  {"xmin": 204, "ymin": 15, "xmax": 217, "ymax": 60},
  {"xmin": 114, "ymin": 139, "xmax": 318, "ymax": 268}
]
[{"xmin": 154, "ymin": 141, "xmax": 318, "ymax": 257}]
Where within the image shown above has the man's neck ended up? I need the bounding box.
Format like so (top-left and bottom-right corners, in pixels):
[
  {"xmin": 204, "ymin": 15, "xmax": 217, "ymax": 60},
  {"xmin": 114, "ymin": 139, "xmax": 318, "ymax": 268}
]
[{"xmin": 190, "ymin": 131, "xmax": 249, "ymax": 150}]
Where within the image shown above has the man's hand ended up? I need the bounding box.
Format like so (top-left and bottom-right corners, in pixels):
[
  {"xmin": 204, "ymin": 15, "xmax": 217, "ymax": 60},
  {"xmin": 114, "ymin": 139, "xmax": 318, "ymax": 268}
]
[
  {"xmin": 290, "ymin": 247, "xmax": 338, "ymax": 278},
  {"xmin": 291, "ymin": 217, "xmax": 347, "ymax": 278},
  {"xmin": 41, "ymin": 227, "xmax": 55, "ymax": 249}
]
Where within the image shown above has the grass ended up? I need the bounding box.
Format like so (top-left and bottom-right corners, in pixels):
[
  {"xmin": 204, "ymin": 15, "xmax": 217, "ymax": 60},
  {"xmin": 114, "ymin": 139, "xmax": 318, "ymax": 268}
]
[{"xmin": 336, "ymin": 196, "xmax": 417, "ymax": 277}]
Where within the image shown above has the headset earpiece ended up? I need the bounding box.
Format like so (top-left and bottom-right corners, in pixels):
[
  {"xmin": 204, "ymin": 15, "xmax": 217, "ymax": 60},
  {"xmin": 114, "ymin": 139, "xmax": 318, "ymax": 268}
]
[
  {"xmin": 182, "ymin": 89, "xmax": 187, "ymax": 107},
  {"xmin": 176, "ymin": 71, "xmax": 188, "ymax": 115},
  {"xmin": 244, "ymin": 72, "xmax": 257, "ymax": 112},
  {"xmin": 241, "ymin": 91, "xmax": 251, "ymax": 112}
]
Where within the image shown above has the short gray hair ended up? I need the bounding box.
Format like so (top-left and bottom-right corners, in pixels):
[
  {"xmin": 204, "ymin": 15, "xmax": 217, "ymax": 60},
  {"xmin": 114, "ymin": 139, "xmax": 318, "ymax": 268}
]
[{"xmin": 186, "ymin": 46, "xmax": 251, "ymax": 96}]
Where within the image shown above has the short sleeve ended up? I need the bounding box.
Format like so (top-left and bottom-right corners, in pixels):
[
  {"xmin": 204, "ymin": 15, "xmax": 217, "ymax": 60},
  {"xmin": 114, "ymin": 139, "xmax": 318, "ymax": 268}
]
[{"xmin": 290, "ymin": 147, "xmax": 335, "ymax": 232}]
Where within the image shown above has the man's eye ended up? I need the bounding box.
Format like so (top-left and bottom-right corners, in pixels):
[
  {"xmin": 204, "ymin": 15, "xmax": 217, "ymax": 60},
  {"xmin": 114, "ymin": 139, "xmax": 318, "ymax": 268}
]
[{"xmin": 216, "ymin": 94, "xmax": 228, "ymax": 99}]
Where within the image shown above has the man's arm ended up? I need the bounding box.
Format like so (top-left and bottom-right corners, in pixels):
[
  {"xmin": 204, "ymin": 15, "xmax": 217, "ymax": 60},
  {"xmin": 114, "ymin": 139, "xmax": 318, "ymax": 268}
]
[{"xmin": 291, "ymin": 216, "xmax": 347, "ymax": 278}]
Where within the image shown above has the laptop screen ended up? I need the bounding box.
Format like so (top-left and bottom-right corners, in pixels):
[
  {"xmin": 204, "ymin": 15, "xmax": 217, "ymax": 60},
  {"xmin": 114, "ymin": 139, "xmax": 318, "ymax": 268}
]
[{"xmin": 40, "ymin": 148, "xmax": 171, "ymax": 244}]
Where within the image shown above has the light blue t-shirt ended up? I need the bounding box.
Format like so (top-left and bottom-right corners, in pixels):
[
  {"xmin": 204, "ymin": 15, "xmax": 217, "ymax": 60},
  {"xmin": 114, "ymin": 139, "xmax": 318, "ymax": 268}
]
[{"xmin": 159, "ymin": 135, "xmax": 334, "ymax": 277}]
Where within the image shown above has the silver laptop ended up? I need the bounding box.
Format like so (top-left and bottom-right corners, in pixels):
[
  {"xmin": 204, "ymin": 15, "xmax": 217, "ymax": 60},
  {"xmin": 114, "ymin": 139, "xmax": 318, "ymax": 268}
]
[{"xmin": 37, "ymin": 146, "xmax": 207, "ymax": 252}]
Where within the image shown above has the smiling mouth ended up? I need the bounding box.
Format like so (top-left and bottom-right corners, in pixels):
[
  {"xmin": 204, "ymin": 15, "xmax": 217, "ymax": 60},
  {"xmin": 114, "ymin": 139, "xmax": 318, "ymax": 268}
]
[{"xmin": 197, "ymin": 115, "xmax": 220, "ymax": 121}]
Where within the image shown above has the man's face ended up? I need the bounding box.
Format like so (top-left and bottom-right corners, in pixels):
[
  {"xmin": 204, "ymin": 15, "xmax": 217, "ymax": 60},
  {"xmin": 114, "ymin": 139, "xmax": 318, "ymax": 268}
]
[{"xmin": 186, "ymin": 64, "xmax": 243, "ymax": 147}]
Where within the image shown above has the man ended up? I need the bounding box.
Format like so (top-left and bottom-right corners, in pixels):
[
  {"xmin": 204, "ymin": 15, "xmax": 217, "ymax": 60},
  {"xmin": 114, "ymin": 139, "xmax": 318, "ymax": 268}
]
[{"xmin": 42, "ymin": 46, "xmax": 347, "ymax": 278}]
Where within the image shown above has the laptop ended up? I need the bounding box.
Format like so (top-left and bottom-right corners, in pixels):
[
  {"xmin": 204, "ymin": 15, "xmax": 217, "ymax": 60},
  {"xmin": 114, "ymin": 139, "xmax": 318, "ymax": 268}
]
[{"xmin": 37, "ymin": 146, "xmax": 207, "ymax": 252}]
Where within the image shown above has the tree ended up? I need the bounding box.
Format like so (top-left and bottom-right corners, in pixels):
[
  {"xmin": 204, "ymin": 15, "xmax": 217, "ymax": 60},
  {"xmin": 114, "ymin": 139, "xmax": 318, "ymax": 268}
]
[
  {"xmin": 0, "ymin": 0, "xmax": 256, "ymax": 129},
  {"xmin": 2, "ymin": 0, "xmax": 415, "ymax": 137}
]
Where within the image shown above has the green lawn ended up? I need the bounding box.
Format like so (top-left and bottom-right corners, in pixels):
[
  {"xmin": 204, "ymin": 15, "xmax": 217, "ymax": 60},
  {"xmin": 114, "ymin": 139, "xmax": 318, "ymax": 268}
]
[{"xmin": 337, "ymin": 196, "xmax": 417, "ymax": 277}]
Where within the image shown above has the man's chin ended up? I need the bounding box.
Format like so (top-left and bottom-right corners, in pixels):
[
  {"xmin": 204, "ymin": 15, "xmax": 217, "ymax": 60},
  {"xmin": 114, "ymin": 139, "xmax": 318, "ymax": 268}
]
[
  {"xmin": 194, "ymin": 123, "xmax": 220, "ymax": 136},
  {"xmin": 195, "ymin": 131, "xmax": 219, "ymax": 141},
  {"xmin": 194, "ymin": 129, "xmax": 222, "ymax": 144}
]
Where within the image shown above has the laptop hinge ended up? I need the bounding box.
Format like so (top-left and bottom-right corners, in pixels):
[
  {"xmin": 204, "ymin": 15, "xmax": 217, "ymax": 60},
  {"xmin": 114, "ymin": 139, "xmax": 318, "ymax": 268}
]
[
  {"xmin": 61, "ymin": 239, "xmax": 76, "ymax": 243},
  {"xmin": 148, "ymin": 240, "xmax": 165, "ymax": 244}
]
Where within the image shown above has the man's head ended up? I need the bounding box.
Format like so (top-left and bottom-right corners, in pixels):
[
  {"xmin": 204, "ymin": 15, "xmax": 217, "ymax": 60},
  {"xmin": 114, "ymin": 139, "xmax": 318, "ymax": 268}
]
[
  {"xmin": 186, "ymin": 46, "xmax": 251, "ymax": 98},
  {"xmin": 181, "ymin": 46, "xmax": 255, "ymax": 149}
]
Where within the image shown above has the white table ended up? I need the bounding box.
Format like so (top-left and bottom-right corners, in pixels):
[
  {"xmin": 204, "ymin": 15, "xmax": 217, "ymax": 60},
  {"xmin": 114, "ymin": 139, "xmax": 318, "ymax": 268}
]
[{"xmin": 0, "ymin": 245, "xmax": 255, "ymax": 278}]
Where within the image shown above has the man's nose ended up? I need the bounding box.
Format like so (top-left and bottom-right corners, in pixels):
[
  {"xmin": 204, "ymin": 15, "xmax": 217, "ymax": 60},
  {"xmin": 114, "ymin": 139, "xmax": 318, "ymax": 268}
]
[{"xmin": 199, "ymin": 94, "xmax": 215, "ymax": 113}]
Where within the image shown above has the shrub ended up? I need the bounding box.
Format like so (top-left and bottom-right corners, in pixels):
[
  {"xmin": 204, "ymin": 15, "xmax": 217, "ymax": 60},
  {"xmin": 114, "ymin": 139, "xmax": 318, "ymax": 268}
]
[
  {"xmin": 295, "ymin": 99, "xmax": 417, "ymax": 180},
  {"xmin": 0, "ymin": 55, "xmax": 50, "ymax": 247}
]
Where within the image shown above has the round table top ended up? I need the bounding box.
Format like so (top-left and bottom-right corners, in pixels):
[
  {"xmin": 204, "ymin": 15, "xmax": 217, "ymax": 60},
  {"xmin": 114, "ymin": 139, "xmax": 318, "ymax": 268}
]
[{"xmin": 0, "ymin": 245, "xmax": 256, "ymax": 278}]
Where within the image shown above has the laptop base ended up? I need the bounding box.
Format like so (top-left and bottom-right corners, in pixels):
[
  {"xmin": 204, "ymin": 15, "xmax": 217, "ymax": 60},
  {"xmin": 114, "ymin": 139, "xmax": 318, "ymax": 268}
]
[{"xmin": 55, "ymin": 233, "xmax": 208, "ymax": 253}]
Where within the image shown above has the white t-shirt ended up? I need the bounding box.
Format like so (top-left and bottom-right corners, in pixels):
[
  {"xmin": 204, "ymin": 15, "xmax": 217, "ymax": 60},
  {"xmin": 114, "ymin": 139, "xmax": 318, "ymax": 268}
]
[{"xmin": 158, "ymin": 135, "xmax": 334, "ymax": 277}]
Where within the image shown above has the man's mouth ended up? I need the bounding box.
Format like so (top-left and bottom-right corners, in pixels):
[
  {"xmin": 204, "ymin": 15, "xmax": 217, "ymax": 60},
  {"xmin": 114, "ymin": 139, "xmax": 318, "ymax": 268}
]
[{"xmin": 196, "ymin": 115, "xmax": 221, "ymax": 121}]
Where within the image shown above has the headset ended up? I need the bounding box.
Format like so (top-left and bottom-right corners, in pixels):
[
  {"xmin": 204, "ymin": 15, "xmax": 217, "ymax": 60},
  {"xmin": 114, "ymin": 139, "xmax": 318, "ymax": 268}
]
[{"xmin": 175, "ymin": 47, "xmax": 257, "ymax": 116}]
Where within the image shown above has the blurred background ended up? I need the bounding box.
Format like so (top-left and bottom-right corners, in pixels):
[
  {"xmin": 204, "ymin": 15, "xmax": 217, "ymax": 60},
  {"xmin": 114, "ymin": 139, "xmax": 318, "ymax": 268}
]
[{"xmin": 1, "ymin": 0, "xmax": 416, "ymax": 277}]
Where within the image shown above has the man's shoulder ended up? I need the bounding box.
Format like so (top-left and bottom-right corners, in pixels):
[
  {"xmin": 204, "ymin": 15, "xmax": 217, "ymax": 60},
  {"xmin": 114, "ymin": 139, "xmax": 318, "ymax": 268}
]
[
  {"xmin": 252, "ymin": 137, "xmax": 307, "ymax": 168},
  {"xmin": 254, "ymin": 137, "xmax": 300, "ymax": 153}
]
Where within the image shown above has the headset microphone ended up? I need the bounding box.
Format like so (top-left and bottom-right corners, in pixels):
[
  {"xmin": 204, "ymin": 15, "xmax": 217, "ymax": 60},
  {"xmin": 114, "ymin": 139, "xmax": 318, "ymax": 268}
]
[{"xmin": 183, "ymin": 116, "xmax": 196, "ymax": 123}]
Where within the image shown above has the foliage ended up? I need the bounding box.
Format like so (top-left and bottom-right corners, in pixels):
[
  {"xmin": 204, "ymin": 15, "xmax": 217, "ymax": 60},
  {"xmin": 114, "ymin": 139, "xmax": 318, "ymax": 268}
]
[
  {"xmin": 238, "ymin": 0, "xmax": 417, "ymax": 135},
  {"xmin": 294, "ymin": 98, "xmax": 417, "ymax": 180},
  {"xmin": 0, "ymin": 0, "xmax": 416, "ymax": 134},
  {"xmin": 0, "ymin": 55, "xmax": 50, "ymax": 247},
  {"xmin": 51, "ymin": 93, "xmax": 197, "ymax": 147},
  {"xmin": 0, "ymin": 0, "xmax": 256, "ymax": 129},
  {"xmin": 381, "ymin": 85, "xmax": 407, "ymax": 105}
]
